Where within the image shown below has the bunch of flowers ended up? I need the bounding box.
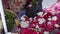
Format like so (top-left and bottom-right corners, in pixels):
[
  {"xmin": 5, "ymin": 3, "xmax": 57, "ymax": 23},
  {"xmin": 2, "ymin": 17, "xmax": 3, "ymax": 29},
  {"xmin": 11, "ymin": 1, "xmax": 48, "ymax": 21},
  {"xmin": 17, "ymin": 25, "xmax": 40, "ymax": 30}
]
[{"xmin": 17, "ymin": 11, "xmax": 60, "ymax": 34}]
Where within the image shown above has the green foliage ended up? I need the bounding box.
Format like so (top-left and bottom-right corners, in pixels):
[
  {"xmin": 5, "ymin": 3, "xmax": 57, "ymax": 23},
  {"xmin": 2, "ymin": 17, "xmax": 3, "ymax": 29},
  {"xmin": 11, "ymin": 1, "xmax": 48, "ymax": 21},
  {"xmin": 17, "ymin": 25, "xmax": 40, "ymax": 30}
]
[{"xmin": 5, "ymin": 10, "xmax": 17, "ymax": 32}]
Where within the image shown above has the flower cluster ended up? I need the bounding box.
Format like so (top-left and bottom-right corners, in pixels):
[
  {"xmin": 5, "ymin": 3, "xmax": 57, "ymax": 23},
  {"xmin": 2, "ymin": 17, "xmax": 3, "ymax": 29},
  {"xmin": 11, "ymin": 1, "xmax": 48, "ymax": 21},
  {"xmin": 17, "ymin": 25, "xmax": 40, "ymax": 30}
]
[{"xmin": 17, "ymin": 11, "xmax": 60, "ymax": 34}]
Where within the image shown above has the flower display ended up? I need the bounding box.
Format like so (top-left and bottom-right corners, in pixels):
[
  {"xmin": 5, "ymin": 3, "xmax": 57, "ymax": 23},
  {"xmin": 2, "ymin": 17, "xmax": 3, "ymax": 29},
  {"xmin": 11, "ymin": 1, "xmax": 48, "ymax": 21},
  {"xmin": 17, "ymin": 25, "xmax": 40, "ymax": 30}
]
[
  {"xmin": 3, "ymin": 0, "xmax": 60, "ymax": 34},
  {"xmin": 17, "ymin": 10, "xmax": 60, "ymax": 34}
]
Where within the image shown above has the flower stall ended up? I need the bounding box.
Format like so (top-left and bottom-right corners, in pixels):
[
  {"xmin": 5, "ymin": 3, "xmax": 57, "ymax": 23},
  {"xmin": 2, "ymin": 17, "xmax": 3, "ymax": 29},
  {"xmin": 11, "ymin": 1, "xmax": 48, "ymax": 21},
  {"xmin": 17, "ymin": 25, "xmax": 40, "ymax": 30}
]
[{"xmin": 1, "ymin": 0, "xmax": 60, "ymax": 34}]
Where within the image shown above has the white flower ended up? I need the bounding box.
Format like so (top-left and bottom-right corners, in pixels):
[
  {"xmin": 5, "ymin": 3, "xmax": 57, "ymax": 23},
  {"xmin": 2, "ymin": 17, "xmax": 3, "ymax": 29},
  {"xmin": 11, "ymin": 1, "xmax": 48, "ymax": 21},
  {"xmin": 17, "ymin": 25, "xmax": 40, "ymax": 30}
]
[
  {"xmin": 20, "ymin": 21, "xmax": 29, "ymax": 28},
  {"xmin": 20, "ymin": 16, "xmax": 25, "ymax": 21},
  {"xmin": 47, "ymin": 22, "xmax": 52, "ymax": 25},
  {"xmin": 26, "ymin": 21, "xmax": 29, "ymax": 23},
  {"xmin": 44, "ymin": 31, "xmax": 49, "ymax": 34},
  {"xmin": 37, "ymin": 12, "xmax": 43, "ymax": 17},
  {"xmin": 48, "ymin": 16, "xmax": 52, "ymax": 20},
  {"xmin": 29, "ymin": 18, "xmax": 33, "ymax": 22},
  {"xmin": 38, "ymin": 18, "xmax": 46, "ymax": 24},
  {"xmin": 54, "ymin": 24, "xmax": 60, "ymax": 28},
  {"xmin": 29, "ymin": 18, "xmax": 32, "ymax": 20},
  {"xmin": 36, "ymin": 25, "xmax": 39, "ymax": 28},
  {"xmin": 34, "ymin": 17, "xmax": 36, "ymax": 19},
  {"xmin": 52, "ymin": 16, "xmax": 57, "ymax": 21}
]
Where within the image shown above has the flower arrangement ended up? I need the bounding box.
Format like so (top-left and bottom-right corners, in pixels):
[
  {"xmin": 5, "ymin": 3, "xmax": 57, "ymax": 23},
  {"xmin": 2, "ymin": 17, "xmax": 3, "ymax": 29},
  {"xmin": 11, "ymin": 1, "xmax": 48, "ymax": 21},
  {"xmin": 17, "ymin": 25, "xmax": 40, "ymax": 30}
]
[{"xmin": 17, "ymin": 10, "xmax": 60, "ymax": 34}]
